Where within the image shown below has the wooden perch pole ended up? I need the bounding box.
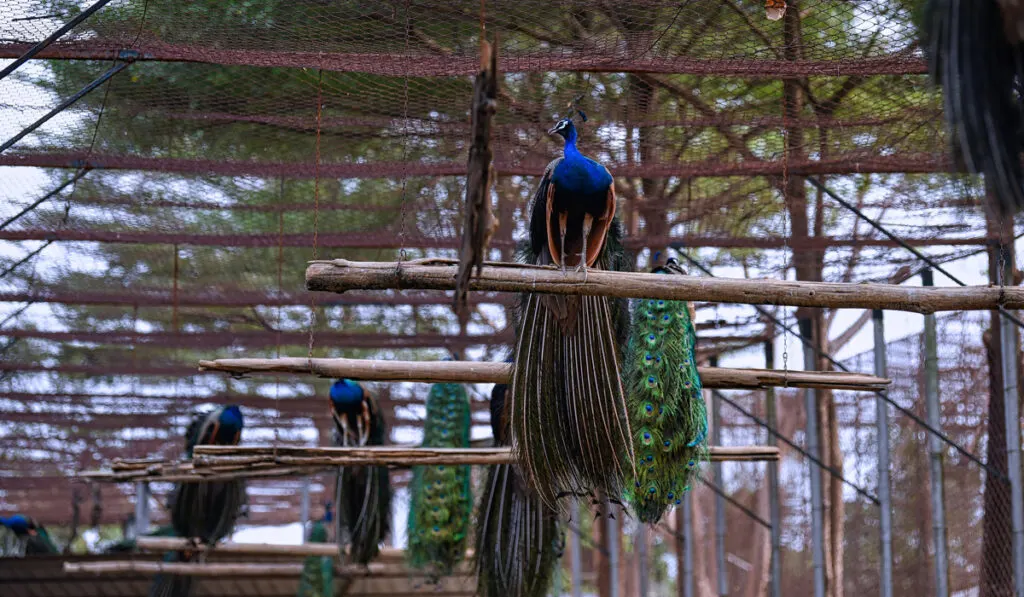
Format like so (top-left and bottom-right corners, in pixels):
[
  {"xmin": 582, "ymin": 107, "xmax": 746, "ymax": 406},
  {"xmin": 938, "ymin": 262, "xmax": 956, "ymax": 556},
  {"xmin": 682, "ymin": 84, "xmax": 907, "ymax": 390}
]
[
  {"xmin": 198, "ymin": 356, "xmax": 890, "ymax": 391},
  {"xmin": 63, "ymin": 560, "xmax": 472, "ymax": 578},
  {"xmin": 135, "ymin": 537, "xmax": 405, "ymax": 558},
  {"xmin": 454, "ymin": 34, "xmax": 498, "ymax": 319},
  {"xmin": 79, "ymin": 446, "xmax": 779, "ymax": 483},
  {"xmin": 306, "ymin": 258, "xmax": 1024, "ymax": 314}
]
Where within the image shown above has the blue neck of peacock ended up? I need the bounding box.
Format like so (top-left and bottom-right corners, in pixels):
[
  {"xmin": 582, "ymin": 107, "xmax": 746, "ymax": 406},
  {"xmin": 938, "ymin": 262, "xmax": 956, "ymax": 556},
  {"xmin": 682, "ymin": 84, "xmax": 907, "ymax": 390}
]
[{"xmin": 563, "ymin": 125, "xmax": 580, "ymax": 156}]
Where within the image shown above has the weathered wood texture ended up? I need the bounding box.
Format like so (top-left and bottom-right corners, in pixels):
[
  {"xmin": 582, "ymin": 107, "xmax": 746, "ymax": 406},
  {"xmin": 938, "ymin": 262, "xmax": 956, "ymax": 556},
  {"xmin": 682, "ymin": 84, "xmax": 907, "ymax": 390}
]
[
  {"xmin": 306, "ymin": 258, "xmax": 1024, "ymax": 313},
  {"xmin": 63, "ymin": 560, "xmax": 473, "ymax": 578},
  {"xmin": 198, "ymin": 356, "xmax": 890, "ymax": 390}
]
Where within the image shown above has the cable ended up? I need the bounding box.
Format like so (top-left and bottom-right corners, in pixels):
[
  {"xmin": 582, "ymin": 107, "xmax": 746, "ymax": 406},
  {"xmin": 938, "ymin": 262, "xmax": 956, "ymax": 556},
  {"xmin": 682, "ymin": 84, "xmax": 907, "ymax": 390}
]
[
  {"xmin": 0, "ymin": 170, "xmax": 89, "ymax": 230},
  {"xmin": 670, "ymin": 248, "xmax": 1008, "ymax": 485},
  {"xmin": 0, "ymin": 0, "xmax": 114, "ymax": 81}
]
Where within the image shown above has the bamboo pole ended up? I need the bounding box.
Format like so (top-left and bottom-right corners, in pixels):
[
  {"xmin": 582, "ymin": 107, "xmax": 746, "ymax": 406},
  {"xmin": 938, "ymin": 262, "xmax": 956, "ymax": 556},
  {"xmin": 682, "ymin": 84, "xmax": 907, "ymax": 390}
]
[
  {"xmin": 79, "ymin": 446, "xmax": 779, "ymax": 483},
  {"xmin": 134, "ymin": 537, "xmax": 405, "ymax": 558},
  {"xmin": 305, "ymin": 258, "xmax": 1024, "ymax": 314},
  {"xmin": 197, "ymin": 356, "xmax": 890, "ymax": 391},
  {"xmin": 63, "ymin": 560, "xmax": 473, "ymax": 578}
]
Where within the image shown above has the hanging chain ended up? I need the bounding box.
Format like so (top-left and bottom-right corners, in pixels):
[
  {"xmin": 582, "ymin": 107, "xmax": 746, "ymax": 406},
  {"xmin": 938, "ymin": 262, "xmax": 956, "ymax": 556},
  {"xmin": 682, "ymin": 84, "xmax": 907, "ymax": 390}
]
[
  {"xmin": 396, "ymin": 0, "xmax": 412, "ymax": 266},
  {"xmin": 780, "ymin": 92, "xmax": 790, "ymax": 379},
  {"xmin": 307, "ymin": 68, "xmax": 324, "ymax": 364}
]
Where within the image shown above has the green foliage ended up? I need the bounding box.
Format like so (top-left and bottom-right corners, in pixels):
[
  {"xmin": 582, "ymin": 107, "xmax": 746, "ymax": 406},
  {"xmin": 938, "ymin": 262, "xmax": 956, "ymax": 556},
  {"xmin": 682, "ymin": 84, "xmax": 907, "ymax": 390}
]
[{"xmin": 406, "ymin": 382, "xmax": 472, "ymax": 579}]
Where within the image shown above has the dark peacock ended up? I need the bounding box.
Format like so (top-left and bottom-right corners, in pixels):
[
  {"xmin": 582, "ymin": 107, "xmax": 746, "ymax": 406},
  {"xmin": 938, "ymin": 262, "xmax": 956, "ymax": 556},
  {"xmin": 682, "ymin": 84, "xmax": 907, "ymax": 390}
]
[
  {"xmin": 475, "ymin": 383, "xmax": 564, "ymax": 597},
  {"xmin": 623, "ymin": 258, "xmax": 708, "ymax": 524},
  {"xmin": 921, "ymin": 0, "xmax": 1024, "ymax": 213},
  {"xmin": 150, "ymin": 405, "xmax": 247, "ymax": 597},
  {"xmin": 406, "ymin": 380, "xmax": 473, "ymax": 580},
  {"xmin": 0, "ymin": 514, "xmax": 58, "ymax": 555},
  {"xmin": 329, "ymin": 379, "xmax": 392, "ymax": 566},
  {"xmin": 296, "ymin": 506, "xmax": 334, "ymax": 597},
  {"xmin": 509, "ymin": 109, "xmax": 634, "ymax": 508}
]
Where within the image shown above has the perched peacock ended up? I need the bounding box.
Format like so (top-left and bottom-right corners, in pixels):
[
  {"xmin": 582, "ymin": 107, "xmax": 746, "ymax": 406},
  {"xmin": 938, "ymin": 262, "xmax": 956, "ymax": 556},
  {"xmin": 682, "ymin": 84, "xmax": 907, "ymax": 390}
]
[
  {"xmin": 623, "ymin": 258, "xmax": 708, "ymax": 524},
  {"xmin": 150, "ymin": 405, "xmax": 247, "ymax": 597},
  {"xmin": 475, "ymin": 383, "xmax": 564, "ymax": 597},
  {"xmin": 296, "ymin": 506, "xmax": 334, "ymax": 597},
  {"xmin": 509, "ymin": 109, "xmax": 634, "ymax": 509},
  {"xmin": 0, "ymin": 514, "xmax": 58, "ymax": 555},
  {"xmin": 920, "ymin": 0, "xmax": 1024, "ymax": 213},
  {"xmin": 329, "ymin": 379, "xmax": 392, "ymax": 566},
  {"xmin": 406, "ymin": 380, "xmax": 473, "ymax": 580}
]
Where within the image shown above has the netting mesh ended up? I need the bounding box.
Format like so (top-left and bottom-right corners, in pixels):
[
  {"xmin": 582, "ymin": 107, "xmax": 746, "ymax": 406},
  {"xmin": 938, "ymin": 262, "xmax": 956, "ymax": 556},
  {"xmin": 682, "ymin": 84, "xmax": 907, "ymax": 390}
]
[{"xmin": 0, "ymin": 0, "xmax": 1019, "ymax": 593}]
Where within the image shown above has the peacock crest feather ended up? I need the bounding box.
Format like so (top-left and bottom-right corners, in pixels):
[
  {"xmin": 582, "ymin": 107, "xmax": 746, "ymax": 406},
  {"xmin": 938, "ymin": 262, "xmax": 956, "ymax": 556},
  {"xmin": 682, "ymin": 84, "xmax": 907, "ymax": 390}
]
[
  {"xmin": 623, "ymin": 258, "xmax": 708, "ymax": 524},
  {"xmin": 475, "ymin": 383, "xmax": 564, "ymax": 597},
  {"xmin": 406, "ymin": 381, "xmax": 473, "ymax": 580}
]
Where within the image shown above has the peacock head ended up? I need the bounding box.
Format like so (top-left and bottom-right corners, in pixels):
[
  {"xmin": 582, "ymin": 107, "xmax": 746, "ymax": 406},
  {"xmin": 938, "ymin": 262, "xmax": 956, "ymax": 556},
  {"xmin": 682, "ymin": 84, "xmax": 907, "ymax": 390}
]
[
  {"xmin": 0, "ymin": 514, "xmax": 38, "ymax": 536},
  {"xmin": 212, "ymin": 405, "xmax": 244, "ymax": 445},
  {"xmin": 548, "ymin": 117, "xmax": 577, "ymax": 143},
  {"xmin": 330, "ymin": 379, "xmax": 371, "ymax": 446}
]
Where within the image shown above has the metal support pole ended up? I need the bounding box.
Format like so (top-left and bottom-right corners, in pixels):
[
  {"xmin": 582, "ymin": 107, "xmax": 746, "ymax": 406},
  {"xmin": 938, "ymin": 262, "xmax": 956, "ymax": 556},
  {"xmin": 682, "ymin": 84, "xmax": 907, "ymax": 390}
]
[
  {"xmin": 133, "ymin": 482, "xmax": 150, "ymax": 538},
  {"xmin": 999, "ymin": 262, "xmax": 1024, "ymax": 597},
  {"xmin": 1, "ymin": 57, "xmax": 133, "ymax": 154},
  {"xmin": 799, "ymin": 316, "xmax": 827, "ymax": 597},
  {"xmin": 638, "ymin": 522, "xmax": 649, "ymax": 597},
  {"xmin": 710, "ymin": 355, "xmax": 728, "ymax": 596},
  {"xmin": 765, "ymin": 341, "xmax": 783, "ymax": 597},
  {"xmin": 873, "ymin": 310, "xmax": 894, "ymax": 597},
  {"xmin": 299, "ymin": 476, "xmax": 311, "ymax": 542},
  {"xmin": 571, "ymin": 498, "xmax": 583, "ymax": 597},
  {"xmin": 682, "ymin": 492, "xmax": 695, "ymax": 597},
  {"xmin": 607, "ymin": 500, "xmax": 620, "ymax": 597},
  {"xmin": 0, "ymin": 0, "xmax": 114, "ymax": 81},
  {"xmin": 921, "ymin": 269, "xmax": 950, "ymax": 597}
]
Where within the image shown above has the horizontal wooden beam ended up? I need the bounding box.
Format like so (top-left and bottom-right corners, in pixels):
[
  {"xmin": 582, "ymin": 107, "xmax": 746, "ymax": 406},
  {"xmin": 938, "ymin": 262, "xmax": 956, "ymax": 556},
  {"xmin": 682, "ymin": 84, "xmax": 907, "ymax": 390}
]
[
  {"xmin": 134, "ymin": 537, "xmax": 408, "ymax": 558},
  {"xmin": 79, "ymin": 446, "xmax": 779, "ymax": 483},
  {"xmin": 305, "ymin": 258, "xmax": 1024, "ymax": 314},
  {"xmin": 197, "ymin": 356, "xmax": 889, "ymax": 391},
  {"xmin": 63, "ymin": 560, "xmax": 472, "ymax": 578}
]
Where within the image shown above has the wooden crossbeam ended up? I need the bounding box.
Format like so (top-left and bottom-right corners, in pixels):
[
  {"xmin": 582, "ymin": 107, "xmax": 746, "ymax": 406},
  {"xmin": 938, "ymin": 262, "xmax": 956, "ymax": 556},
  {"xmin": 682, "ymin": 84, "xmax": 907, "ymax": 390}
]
[
  {"xmin": 305, "ymin": 258, "xmax": 1024, "ymax": 314},
  {"xmin": 63, "ymin": 560, "xmax": 473, "ymax": 578},
  {"xmin": 135, "ymin": 537, "xmax": 406, "ymax": 558},
  {"xmin": 79, "ymin": 446, "xmax": 779, "ymax": 483},
  {"xmin": 198, "ymin": 356, "xmax": 890, "ymax": 391}
]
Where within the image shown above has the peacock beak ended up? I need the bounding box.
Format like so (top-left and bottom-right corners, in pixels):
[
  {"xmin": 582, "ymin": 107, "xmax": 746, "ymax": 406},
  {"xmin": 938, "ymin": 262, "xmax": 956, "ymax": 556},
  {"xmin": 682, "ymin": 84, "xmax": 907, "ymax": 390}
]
[{"xmin": 547, "ymin": 125, "xmax": 560, "ymax": 135}]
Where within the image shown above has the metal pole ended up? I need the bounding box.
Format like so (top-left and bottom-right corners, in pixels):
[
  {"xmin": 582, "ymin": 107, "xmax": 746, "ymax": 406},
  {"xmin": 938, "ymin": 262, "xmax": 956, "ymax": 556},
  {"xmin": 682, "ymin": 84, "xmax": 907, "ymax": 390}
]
[
  {"xmin": 999, "ymin": 263, "xmax": 1024, "ymax": 597},
  {"xmin": 873, "ymin": 310, "xmax": 894, "ymax": 597},
  {"xmin": 921, "ymin": 269, "xmax": 950, "ymax": 597},
  {"xmin": 0, "ymin": 0, "xmax": 114, "ymax": 81},
  {"xmin": 765, "ymin": 341, "xmax": 783, "ymax": 597},
  {"xmin": 683, "ymin": 492, "xmax": 695, "ymax": 597},
  {"xmin": 710, "ymin": 356, "xmax": 728, "ymax": 596},
  {"xmin": 133, "ymin": 482, "xmax": 150, "ymax": 537},
  {"xmin": 799, "ymin": 316, "xmax": 826, "ymax": 597},
  {"xmin": 571, "ymin": 500, "xmax": 583, "ymax": 597},
  {"xmin": 299, "ymin": 476, "xmax": 311, "ymax": 542},
  {"xmin": 607, "ymin": 500, "xmax": 620, "ymax": 597},
  {"xmin": 638, "ymin": 522, "xmax": 649, "ymax": 597},
  {"xmin": 0, "ymin": 57, "xmax": 133, "ymax": 154}
]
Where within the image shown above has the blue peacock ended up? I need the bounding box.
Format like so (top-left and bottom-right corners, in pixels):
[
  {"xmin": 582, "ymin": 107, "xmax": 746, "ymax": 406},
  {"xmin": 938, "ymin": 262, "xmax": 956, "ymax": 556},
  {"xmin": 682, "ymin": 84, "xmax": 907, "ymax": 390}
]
[
  {"xmin": 329, "ymin": 379, "xmax": 392, "ymax": 566},
  {"xmin": 0, "ymin": 514, "xmax": 58, "ymax": 555},
  {"xmin": 150, "ymin": 405, "xmax": 247, "ymax": 597},
  {"xmin": 623, "ymin": 258, "xmax": 708, "ymax": 524},
  {"xmin": 406, "ymin": 380, "xmax": 473, "ymax": 580},
  {"xmin": 296, "ymin": 504, "xmax": 334, "ymax": 597},
  {"xmin": 475, "ymin": 383, "xmax": 564, "ymax": 597},
  {"xmin": 509, "ymin": 108, "xmax": 634, "ymax": 509}
]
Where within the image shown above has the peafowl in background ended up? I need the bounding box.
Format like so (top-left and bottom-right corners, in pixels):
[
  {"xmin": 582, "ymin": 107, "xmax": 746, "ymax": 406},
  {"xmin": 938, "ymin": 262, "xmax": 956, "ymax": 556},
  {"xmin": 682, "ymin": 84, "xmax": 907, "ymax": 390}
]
[
  {"xmin": 475, "ymin": 383, "xmax": 564, "ymax": 597},
  {"xmin": 296, "ymin": 505, "xmax": 334, "ymax": 597},
  {"xmin": 509, "ymin": 109, "xmax": 634, "ymax": 509},
  {"xmin": 150, "ymin": 405, "xmax": 247, "ymax": 597},
  {"xmin": 329, "ymin": 379, "xmax": 392, "ymax": 566},
  {"xmin": 920, "ymin": 0, "xmax": 1024, "ymax": 213},
  {"xmin": 406, "ymin": 380, "xmax": 473, "ymax": 581},
  {"xmin": 0, "ymin": 514, "xmax": 59, "ymax": 555},
  {"xmin": 623, "ymin": 258, "xmax": 707, "ymax": 524}
]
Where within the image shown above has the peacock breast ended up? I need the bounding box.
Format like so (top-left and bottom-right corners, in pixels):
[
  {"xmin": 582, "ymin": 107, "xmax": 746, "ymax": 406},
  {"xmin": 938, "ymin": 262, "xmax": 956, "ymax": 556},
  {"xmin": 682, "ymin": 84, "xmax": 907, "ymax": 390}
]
[{"xmin": 552, "ymin": 155, "xmax": 612, "ymax": 196}]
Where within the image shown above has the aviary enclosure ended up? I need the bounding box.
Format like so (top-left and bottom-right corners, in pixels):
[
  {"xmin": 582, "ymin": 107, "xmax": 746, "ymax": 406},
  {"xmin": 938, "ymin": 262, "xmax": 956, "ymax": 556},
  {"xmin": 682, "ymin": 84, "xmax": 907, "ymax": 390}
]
[{"xmin": 0, "ymin": 1, "xmax": 1021, "ymax": 597}]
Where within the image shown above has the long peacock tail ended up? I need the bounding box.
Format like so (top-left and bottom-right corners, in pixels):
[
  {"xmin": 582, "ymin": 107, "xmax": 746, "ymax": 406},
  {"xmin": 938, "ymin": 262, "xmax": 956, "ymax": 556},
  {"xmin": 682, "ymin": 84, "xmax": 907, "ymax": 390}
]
[
  {"xmin": 148, "ymin": 549, "xmax": 197, "ymax": 597},
  {"xmin": 510, "ymin": 172, "xmax": 634, "ymax": 509},
  {"xmin": 623, "ymin": 258, "xmax": 708, "ymax": 524},
  {"xmin": 296, "ymin": 520, "xmax": 333, "ymax": 597},
  {"xmin": 475, "ymin": 383, "xmax": 564, "ymax": 597},
  {"xmin": 406, "ymin": 381, "xmax": 472, "ymax": 580},
  {"xmin": 332, "ymin": 382, "xmax": 392, "ymax": 566}
]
